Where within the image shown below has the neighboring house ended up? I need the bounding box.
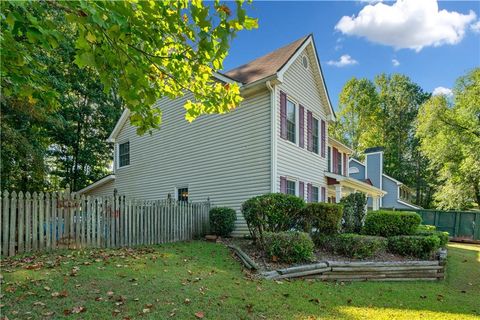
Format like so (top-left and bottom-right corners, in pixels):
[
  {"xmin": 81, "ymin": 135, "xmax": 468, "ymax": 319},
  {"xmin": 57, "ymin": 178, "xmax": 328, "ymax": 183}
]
[
  {"xmin": 349, "ymin": 147, "xmax": 421, "ymax": 210},
  {"xmin": 79, "ymin": 34, "xmax": 385, "ymax": 236}
]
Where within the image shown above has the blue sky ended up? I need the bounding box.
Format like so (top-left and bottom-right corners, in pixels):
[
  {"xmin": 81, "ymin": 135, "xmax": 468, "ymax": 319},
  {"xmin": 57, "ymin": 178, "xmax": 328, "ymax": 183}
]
[{"xmin": 222, "ymin": 0, "xmax": 480, "ymax": 109}]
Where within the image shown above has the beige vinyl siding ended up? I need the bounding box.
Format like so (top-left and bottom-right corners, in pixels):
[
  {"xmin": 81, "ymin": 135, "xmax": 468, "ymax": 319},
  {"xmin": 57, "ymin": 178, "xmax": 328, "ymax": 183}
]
[
  {"xmin": 113, "ymin": 90, "xmax": 272, "ymax": 235},
  {"xmin": 82, "ymin": 180, "xmax": 115, "ymax": 197},
  {"xmin": 275, "ymin": 44, "xmax": 329, "ymax": 197}
]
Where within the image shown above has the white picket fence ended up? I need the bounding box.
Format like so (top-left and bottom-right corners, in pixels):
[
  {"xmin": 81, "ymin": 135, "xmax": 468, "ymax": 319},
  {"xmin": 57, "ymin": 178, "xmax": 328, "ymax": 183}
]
[{"xmin": 0, "ymin": 190, "xmax": 210, "ymax": 257}]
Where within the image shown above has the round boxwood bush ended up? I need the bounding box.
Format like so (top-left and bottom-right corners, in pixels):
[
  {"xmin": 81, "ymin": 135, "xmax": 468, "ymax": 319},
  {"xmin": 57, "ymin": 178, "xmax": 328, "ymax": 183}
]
[
  {"xmin": 209, "ymin": 207, "xmax": 236, "ymax": 237},
  {"xmin": 416, "ymin": 230, "xmax": 449, "ymax": 247},
  {"xmin": 314, "ymin": 234, "xmax": 387, "ymax": 259},
  {"xmin": 362, "ymin": 210, "xmax": 421, "ymax": 237},
  {"xmin": 387, "ymin": 235, "xmax": 441, "ymax": 259},
  {"xmin": 263, "ymin": 231, "xmax": 314, "ymax": 263},
  {"xmin": 241, "ymin": 193, "xmax": 305, "ymax": 242},
  {"xmin": 299, "ymin": 202, "xmax": 343, "ymax": 235}
]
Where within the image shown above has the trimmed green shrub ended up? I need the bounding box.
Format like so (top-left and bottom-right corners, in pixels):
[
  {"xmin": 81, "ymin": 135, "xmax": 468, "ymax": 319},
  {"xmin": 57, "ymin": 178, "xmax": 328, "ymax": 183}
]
[
  {"xmin": 363, "ymin": 210, "xmax": 421, "ymax": 237},
  {"xmin": 263, "ymin": 231, "xmax": 314, "ymax": 263},
  {"xmin": 315, "ymin": 234, "xmax": 387, "ymax": 259},
  {"xmin": 340, "ymin": 192, "xmax": 367, "ymax": 233},
  {"xmin": 209, "ymin": 207, "xmax": 236, "ymax": 237},
  {"xmin": 387, "ymin": 235, "xmax": 441, "ymax": 259},
  {"xmin": 417, "ymin": 225, "xmax": 436, "ymax": 232},
  {"xmin": 416, "ymin": 230, "xmax": 449, "ymax": 247},
  {"xmin": 241, "ymin": 193, "xmax": 305, "ymax": 241},
  {"xmin": 299, "ymin": 202, "xmax": 343, "ymax": 235}
]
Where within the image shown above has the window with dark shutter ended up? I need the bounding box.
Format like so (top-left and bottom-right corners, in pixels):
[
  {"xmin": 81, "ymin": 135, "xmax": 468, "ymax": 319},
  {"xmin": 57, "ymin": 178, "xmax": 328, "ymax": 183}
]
[
  {"xmin": 280, "ymin": 91, "xmax": 287, "ymax": 139},
  {"xmin": 286, "ymin": 100, "xmax": 296, "ymax": 143},
  {"xmin": 312, "ymin": 118, "xmax": 319, "ymax": 154},
  {"xmin": 328, "ymin": 147, "xmax": 332, "ymax": 172},
  {"xmin": 307, "ymin": 183, "xmax": 312, "ymax": 202},
  {"xmin": 312, "ymin": 186, "xmax": 319, "ymax": 202},
  {"xmin": 299, "ymin": 105, "xmax": 305, "ymax": 148},
  {"xmin": 299, "ymin": 181, "xmax": 304, "ymax": 199},
  {"xmin": 321, "ymin": 120, "xmax": 326, "ymax": 157},
  {"xmin": 321, "ymin": 187, "xmax": 326, "ymax": 202},
  {"xmin": 286, "ymin": 180, "xmax": 296, "ymax": 195},
  {"xmin": 307, "ymin": 111, "xmax": 313, "ymax": 151}
]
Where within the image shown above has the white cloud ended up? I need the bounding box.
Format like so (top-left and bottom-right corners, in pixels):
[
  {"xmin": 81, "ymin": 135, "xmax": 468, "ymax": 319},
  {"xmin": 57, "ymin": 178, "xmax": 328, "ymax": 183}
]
[
  {"xmin": 335, "ymin": 0, "xmax": 476, "ymax": 52},
  {"xmin": 392, "ymin": 59, "xmax": 400, "ymax": 67},
  {"xmin": 327, "ymin": 54, "xmax": 358, "ymax": 67},
  {"xmin": 471, "ymin": 21, "xmax": 480, "ymax": 33},
  {"xmin": 432, "ymin": 86, "xmax": 453, "ymax": 97}
]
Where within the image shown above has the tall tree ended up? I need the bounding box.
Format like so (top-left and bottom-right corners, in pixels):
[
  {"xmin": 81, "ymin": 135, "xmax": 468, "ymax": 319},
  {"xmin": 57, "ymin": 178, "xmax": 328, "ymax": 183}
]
[
  {"xmin": 333, "ymin": 74, "xmax": 432, "ymax": 207},
  {"xmin": 416, "ymin": 68, "xmax": 480, "ymax": 209},
  {"xmin": 1, "ymin": 0, "xmax": 258, "ymax": 134}
]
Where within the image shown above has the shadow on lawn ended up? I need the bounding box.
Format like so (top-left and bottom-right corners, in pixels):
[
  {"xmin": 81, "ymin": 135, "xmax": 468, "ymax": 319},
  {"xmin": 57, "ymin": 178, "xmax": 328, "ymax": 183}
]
[{"xmin": 286, "ymin": 243, "xmax": 480, "ymax": 320}]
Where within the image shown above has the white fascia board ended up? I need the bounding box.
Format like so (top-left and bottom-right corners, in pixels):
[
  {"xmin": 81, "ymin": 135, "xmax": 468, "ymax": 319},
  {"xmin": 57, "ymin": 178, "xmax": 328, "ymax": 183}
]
[
  {"xmin": 276, "ymin": 35, "xmax": 336, "ymax": 121},
  {"xmin": 76, "ymin": 175, "xmax": 115, "ymax": 194},
  {"xmin": 108, "ymin": 109, "xmax": 130, "ymax": 143}
]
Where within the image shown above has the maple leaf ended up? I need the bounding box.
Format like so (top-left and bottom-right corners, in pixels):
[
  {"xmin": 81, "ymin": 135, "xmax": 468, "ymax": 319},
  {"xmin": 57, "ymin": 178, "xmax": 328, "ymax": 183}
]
[{"xmin": 195, "ymin": 311, "xmax": 205, "ymax": 318}]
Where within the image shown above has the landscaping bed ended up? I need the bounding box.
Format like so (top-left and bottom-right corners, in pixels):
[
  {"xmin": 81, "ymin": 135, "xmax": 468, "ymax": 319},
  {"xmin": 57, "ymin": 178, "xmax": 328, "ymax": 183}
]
[{"xmin": 214, "ymin": 193, "xmax": 449, "ymax": 282}]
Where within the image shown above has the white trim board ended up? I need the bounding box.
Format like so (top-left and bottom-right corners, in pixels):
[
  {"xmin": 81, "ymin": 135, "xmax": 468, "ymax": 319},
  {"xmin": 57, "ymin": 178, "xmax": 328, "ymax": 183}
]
[{"xmin": 76, "ymin": 175, "xmax": 115, "ymax": 195}]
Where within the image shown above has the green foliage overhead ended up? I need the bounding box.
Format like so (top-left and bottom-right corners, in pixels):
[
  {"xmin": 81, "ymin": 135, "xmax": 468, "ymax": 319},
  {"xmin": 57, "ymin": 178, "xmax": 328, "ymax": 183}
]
[
  {"xmin": 1, "ymin": 0, "xmax": 258, "ymax": 135},
  {"xmin": 416, "ymin": 68, "xmax": 480, "ymax": 209}
]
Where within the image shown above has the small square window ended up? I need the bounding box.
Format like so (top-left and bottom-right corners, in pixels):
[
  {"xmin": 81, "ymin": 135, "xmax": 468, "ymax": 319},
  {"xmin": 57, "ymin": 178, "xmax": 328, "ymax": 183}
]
[
  {"xmin": 286, "ymin": 100, "xmax": 296, "ymax": 143},
  {"xmin": 286, "ymin": 180, "xmax": 296, "ymax": 195},
  {"xmin": 118, "ymin": 142, "xmax": 130, "ymax": 167},
  {"xmin": 312, "ymin": 186, "xmax": 319, "ymax": 202},
  {"xmin": 177, "ymin": 187, "xmax": 188, "ymax": 202}
]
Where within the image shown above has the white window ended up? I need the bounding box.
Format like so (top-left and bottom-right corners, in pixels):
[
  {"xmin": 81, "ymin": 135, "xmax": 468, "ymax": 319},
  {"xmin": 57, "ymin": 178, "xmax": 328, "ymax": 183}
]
[
  {"xmin": 286, "ymin": 99, "xmax": 296, "ymax": 143},
  {"xmin": 312, "ymin": 118, "xmax": 319, "ymax": 154},
  {"xmin": 286, "ymin": 180, "xmax": 296, "ymax": 195},
  {"xmin": 312, "ymin": 186, "xmax": 319, "ymax": 202},
  {"xmin": 118, "ymin": 141, "xmax": 130, "ymax": 168}
]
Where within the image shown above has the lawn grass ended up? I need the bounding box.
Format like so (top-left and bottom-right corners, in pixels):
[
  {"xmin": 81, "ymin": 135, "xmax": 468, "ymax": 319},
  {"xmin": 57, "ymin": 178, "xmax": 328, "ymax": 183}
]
[{"xmin": 1, "ymin": 242, "xmax": 479, "ymax": 319}]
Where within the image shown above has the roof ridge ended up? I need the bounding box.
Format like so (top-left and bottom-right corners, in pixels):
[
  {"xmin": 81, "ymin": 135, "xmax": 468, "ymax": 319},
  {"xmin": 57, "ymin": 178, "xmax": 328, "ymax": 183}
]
[{"xmin": 225, "ymin": 35, "xmax": 310, "ymax": 84}]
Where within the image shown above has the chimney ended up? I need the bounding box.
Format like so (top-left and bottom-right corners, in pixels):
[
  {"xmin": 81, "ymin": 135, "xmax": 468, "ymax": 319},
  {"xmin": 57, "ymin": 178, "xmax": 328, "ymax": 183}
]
[{"xmin": 364, "ymin": 147, "xmax": 384, "ymax": 189}]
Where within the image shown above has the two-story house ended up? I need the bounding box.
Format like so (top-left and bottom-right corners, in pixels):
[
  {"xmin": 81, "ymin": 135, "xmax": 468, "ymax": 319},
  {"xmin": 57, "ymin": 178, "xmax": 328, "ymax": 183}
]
[
  {"xmin": 349, "ymin": 147, "xmax": 420, "ymax": 210},
  {"xmin": 78, "ymin": 34, "xmax": 386, "ymax": 235}
]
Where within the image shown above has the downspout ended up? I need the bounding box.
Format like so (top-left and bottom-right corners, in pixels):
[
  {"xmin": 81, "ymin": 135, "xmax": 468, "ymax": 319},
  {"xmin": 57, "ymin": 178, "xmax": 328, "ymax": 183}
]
[{"xmin": 266, "ymin": 80, "xmax": 277, "ymax": 193}]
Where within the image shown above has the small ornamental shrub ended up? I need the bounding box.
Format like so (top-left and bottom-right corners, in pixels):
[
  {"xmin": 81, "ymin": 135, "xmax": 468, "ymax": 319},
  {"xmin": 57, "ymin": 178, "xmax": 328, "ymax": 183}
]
[
  {"xmin": 299, "ymin": 202, "xmax": 343, "ymax": 235},
  {"xmin": 263, "ymin": 231, "xmax": 314, "ymax": 263},
  {"xmin": 363, "ymin": 210, "xmax": 421, "ymax": 237},
  {"xmin": 209, "ymin": 207, "xmax": 236, "ymax": 237},
  {"xmin": 387, "ymin": 235, "xmax": 441, "ymax": 259},
  {"xmin": 416, "ymin": 230, "xmax": 449, "ymax": 247},
  {"xmin": 241, "ymin": 193, "xmax": 305, "ymax": 242},
  {"xmin": 340, "ymin": 192, "xmax": 367, "ymax": 233},
  {"xmin": 315, "ymin": 234, "xmax": 387, "ymax": 259}
]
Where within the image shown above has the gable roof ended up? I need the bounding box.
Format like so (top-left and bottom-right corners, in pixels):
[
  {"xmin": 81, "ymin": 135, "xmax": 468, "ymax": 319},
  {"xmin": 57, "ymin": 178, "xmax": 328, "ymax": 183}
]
[
  {"xmin": 225, "ymin": 36, "xmax": 309, "ymax": 84},
  {"xmin": 76, "ymin": 175, "xmax": 115, "ymax": 194},
  {"xmin": 108, "ymin": 34, "xmax": 336, "ymax": 142}
]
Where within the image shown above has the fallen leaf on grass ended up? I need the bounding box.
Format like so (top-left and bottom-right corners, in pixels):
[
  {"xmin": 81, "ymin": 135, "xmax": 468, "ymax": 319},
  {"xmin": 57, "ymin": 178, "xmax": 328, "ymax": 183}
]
[
  {"xmin": 184, "ymin": 298, "xmax": 191, "ymax": 305},
  {"xmin": 420, "ymin": 295, "xmax": 427, "ymax": 299},
  {"xmin": 107, "ymin": 291, "xmax": 114, "ymax": 296},
  {"xmin": 63, "ymin": 306, "xmax": 86, "ymax": 315},
  {"xmin": 43, "ymin": 286, "xmax": 51, "ymax": 291},
  {"xmin": 195, "ymin": 311, "xmax": 205, "ymax": 318},
  {"xmin": 42, "ymin": 311, "xmax": 55, "ymax": 317},
  {"xmin": 33, "ymin": 301, "xmax": 46, "ymax": 307}
]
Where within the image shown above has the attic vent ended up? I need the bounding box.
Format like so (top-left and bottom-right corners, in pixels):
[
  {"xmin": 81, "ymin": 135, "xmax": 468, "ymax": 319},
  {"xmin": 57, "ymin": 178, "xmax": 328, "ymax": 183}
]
[{"xmin": 302, "ymin": 55, "xmax": 309, "ymax": 69}]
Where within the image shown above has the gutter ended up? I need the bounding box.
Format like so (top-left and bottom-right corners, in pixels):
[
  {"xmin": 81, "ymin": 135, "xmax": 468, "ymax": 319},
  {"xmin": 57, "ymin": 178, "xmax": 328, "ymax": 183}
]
[{"xmin": 266, "ymin": 80, "xmax": 277, "ymax": 192}]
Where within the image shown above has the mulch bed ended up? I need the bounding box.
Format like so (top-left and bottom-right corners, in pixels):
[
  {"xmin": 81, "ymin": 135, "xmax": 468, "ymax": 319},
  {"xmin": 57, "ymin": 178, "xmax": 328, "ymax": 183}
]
[{"xmin": 221, "ymin": 238, "xmax": 435, "ymax": 273}]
